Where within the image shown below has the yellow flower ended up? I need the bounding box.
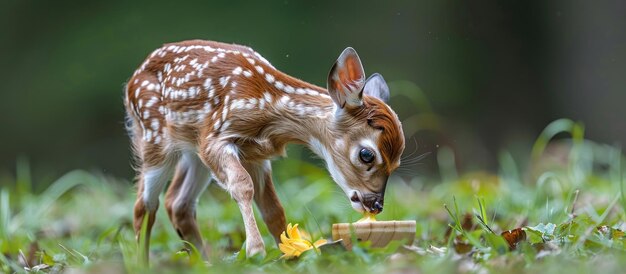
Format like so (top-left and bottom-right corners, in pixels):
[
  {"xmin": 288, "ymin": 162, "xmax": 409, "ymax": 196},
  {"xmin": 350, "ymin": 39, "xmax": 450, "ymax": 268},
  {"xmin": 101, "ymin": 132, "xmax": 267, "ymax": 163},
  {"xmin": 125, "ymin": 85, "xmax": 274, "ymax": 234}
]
[
  {"xmin": 357, "ymin": 212, "xmax": 377, "ymax": 222},
  {"xmin": 279, "ymin": 223, "xmax": 327, "ymax": 259}
]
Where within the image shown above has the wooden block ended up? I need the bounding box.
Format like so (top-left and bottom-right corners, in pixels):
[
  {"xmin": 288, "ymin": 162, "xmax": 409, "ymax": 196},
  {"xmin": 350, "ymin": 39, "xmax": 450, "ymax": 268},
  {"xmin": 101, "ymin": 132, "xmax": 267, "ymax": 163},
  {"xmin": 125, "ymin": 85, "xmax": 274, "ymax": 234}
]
[{"xmin": 331, "ymin": 220, "xmax": 416, "ymax": 250}]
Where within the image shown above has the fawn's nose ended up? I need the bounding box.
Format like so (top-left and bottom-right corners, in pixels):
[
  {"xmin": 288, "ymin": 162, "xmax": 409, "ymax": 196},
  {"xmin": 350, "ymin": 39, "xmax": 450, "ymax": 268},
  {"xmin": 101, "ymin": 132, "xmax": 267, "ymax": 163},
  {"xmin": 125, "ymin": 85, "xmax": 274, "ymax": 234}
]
[
  {"xmin": 361, "ymin": 194, "xmax": 384, "ymax": 214},
  {"xmin": 373, "ymin": 201, "xmax": 384, "ymax": 213}
]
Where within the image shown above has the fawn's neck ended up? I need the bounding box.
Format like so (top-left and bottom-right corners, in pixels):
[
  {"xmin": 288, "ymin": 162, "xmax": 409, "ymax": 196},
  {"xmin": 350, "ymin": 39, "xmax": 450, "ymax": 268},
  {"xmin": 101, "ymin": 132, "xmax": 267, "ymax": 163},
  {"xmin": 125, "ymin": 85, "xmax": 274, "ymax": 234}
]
[{"xmin": 257, "ymin": 70, "xmax": 340, "ymax": 152}]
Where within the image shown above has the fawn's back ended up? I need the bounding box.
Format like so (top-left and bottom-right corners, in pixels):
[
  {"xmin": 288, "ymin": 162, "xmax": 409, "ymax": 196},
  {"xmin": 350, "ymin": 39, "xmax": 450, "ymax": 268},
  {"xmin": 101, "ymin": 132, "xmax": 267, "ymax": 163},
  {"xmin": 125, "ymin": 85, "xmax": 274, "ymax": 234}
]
[{"xmin": 125, "ymin": 40, "xmax": 331, "ymax": 164}]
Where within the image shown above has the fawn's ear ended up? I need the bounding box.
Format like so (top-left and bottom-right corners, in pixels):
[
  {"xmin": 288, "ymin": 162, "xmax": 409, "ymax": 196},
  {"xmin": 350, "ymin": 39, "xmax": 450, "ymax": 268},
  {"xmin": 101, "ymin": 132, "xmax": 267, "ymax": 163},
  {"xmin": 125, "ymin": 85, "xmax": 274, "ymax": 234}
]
[
  {"xmin": 327, "ymin": 47, "xmax": 366, "ymax": 109},
  {"xmin": 363, "ymin": 73, "xmax": 390, "ymax": 103}
]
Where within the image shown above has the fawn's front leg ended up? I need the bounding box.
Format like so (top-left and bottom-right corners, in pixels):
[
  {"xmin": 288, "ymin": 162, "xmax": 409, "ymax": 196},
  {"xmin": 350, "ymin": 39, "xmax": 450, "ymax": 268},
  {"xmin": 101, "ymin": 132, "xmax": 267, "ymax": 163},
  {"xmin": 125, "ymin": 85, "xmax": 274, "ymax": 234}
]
[
  {"xmin": 244, "ymin": 160, "xmax": 287, "ymax": 245},
  {"xmin": 201, "ymin": 140, "xmax": 266, "ymax": 257}
]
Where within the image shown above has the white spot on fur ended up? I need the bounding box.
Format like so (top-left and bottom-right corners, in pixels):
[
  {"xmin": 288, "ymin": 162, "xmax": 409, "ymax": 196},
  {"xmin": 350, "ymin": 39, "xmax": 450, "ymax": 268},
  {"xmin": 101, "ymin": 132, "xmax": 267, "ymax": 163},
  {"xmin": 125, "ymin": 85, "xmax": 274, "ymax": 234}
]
[
  {"xmin": 221, "ymin": 120, "xmax": 231, "ymax": 131},
  {"xmin": 230, "ymin": 99, "xmax": 245, "ymax": 110},
  {"xmin": 144, "ymin": 129, "xmax": 153, "ymax": 141},
  {"xmin": 150, "ymin": 119, "xmax": 160, "ymax": 130},
  {"xmin": 222, "ymin": 95, "xmax": 230, "ymax": 121},
  {"xmin": 220, "ymin": 76, "xmax": 230, "ymax": 88},
  {"xmin": 145, "ymin": 97, "xmax": 158, "ymax": 108},
  {"xmin": 278, "ymin": 95, "xmax": 290, "ymax": 108},
  {"xmin": 203, "ymin": 78, "xmax": 212, "ymax": 92},
  {"xmin": 320, "ymin": 93, "xmax": 332, "ymax": 99},
  {"xmin": 263, "ymin": 92, "xmax": 273, "ymax": 103},
  {"xmin": 275, "ymin": 81, "xmax": 284, "ymax": 90},
  {"xmin": 254, "ymin": 52, "xmax": 274, "ymax": 68}
]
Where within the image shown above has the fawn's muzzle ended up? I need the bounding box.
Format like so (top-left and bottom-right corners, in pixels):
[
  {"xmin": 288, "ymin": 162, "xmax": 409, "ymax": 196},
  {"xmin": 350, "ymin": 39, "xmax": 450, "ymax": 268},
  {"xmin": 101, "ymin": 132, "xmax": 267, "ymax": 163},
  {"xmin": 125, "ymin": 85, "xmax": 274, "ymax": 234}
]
[{"xmin": 362, "ymin": 193, "xmax": 384, "ymax": 214}]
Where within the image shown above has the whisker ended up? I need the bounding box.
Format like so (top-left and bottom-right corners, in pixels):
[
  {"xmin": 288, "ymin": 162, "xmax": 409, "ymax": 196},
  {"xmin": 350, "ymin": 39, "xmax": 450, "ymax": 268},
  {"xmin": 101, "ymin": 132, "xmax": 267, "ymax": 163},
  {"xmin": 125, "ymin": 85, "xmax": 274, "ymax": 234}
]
[
  {"xmin": 395, "ymin": 166, "xmax": 419, "ymax": 173},
  {"xmin": 330, "ymin": 190, "xmax": 346, "ymax": 196},
  {"xmin": 395, "ymin": 170, "xmax": 419, "ymax": 176},
  {"xmin": 396, "ymin": 167, "xmax": 419, "ymax": 172},
  {"xmin": 400, "ymin": 137, "xmax": 420, "ymax": 161},
  {"xmin": 400, "ymin": 151, "xmax": 432, "ymax": 165}
]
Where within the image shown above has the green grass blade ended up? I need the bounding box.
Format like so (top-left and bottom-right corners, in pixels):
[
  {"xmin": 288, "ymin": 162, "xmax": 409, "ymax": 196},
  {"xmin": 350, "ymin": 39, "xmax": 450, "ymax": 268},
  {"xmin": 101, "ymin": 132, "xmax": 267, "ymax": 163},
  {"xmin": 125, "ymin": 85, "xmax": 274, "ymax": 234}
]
[
  {"xmin": 15, "ymin": 156, "xmax": 32, "ymax": 196},
  {"xmin": 137, "ymin": 214, "xmax": 149, "ymax": 267},
  {"xmin": 531, "ymin": 118, "xmax": 576, "ymax": 161},
  {"xmin": 0, "ymin": 189, "xmax": 8, "ymax": 239}
]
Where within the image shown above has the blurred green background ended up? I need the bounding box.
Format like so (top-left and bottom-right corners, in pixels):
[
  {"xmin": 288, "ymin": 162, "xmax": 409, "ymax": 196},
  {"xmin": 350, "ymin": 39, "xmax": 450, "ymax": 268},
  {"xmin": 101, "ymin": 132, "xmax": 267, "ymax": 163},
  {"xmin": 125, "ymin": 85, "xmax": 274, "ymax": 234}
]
[{"xmin": 1, "ymin": 0, "xmax": 625, "ymax": 186}]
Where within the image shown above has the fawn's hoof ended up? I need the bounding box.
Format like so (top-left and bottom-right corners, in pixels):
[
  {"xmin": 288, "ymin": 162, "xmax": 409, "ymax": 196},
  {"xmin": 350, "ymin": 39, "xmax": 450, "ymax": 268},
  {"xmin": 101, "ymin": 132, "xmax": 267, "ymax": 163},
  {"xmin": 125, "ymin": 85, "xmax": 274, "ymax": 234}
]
[{"xmin": 246, "ymin": 241, "xmax": 266, "ymax": 258}]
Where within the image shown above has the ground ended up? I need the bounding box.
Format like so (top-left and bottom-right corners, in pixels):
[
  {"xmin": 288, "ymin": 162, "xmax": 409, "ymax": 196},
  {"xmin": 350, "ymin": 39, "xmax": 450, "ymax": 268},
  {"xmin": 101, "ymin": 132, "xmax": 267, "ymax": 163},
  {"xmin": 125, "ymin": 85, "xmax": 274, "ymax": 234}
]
[{"xmin": 1, "ymin": 119, "xmax": 625, "ymax": 273}]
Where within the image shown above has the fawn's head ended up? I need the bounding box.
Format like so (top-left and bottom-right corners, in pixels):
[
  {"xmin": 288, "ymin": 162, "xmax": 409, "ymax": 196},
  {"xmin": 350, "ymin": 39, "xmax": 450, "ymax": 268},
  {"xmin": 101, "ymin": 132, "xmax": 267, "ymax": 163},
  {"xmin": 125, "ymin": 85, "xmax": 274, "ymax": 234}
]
[{"xmin": 320, "ymin": 47, "xmax": 405, "ymax": 215}]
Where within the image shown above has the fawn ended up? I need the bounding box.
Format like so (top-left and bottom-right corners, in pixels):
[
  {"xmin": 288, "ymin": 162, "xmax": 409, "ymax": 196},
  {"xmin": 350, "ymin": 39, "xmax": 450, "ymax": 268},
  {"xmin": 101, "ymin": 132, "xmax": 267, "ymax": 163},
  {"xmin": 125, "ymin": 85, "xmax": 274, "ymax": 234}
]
[{"xmin": 124, "ymin": 40, "xmax": 405, "ymax": 259}]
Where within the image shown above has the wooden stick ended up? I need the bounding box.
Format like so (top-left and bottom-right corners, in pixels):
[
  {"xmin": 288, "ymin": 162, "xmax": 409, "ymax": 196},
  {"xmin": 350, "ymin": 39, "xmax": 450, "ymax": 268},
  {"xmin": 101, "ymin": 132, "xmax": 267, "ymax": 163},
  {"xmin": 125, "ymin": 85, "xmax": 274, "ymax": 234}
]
[{"xmin": 332, "ymin": 220, "xmax": 416, "ymax": 250}]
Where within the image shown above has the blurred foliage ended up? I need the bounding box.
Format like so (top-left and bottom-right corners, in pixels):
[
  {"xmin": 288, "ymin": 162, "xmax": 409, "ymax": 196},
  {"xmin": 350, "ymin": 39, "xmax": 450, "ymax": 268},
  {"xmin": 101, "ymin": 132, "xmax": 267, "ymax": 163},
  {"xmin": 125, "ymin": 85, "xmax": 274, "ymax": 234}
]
[{"xmin": 2, "ymin": 0, "xmax": 625, "ymax": 184}]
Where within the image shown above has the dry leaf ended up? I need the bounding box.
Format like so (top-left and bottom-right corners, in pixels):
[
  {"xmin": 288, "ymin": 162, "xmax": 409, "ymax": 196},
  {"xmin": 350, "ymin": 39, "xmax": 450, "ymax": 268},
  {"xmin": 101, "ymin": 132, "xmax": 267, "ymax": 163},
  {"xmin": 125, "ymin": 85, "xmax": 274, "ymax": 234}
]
[{"xmin": 501, "ymin": 228, "xmax": 526, "ymax": 250}]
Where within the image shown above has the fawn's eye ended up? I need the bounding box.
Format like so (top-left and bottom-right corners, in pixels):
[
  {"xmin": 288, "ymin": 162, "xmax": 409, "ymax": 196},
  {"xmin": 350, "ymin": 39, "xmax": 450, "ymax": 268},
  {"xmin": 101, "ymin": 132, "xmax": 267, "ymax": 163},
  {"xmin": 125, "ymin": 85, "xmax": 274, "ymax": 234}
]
[{"xmin": 359, "ymin": 148, "xmax": 375, "ymax": 164}]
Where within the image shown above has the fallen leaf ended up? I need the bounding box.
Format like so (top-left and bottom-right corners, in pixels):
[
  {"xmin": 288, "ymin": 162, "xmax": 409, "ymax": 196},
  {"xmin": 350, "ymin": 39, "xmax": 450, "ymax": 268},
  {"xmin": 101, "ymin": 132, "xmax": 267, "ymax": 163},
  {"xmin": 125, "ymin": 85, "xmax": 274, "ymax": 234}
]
[
  {"xmin": 454, "ymin": 236, "xmax": 472, "ymax": 254},
  {"xmin": 501, "ymin": 228, "xmax": 526, "ymax": 250}
]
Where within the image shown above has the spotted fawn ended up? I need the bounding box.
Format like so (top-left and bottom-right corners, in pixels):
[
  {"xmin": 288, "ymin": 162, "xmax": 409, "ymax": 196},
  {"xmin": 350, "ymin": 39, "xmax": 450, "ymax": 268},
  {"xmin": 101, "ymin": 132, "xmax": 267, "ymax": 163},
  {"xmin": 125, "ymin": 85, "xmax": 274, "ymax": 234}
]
[{"xmin": 124, "ymin": 40, "xmax": 405, "ymax": 259}]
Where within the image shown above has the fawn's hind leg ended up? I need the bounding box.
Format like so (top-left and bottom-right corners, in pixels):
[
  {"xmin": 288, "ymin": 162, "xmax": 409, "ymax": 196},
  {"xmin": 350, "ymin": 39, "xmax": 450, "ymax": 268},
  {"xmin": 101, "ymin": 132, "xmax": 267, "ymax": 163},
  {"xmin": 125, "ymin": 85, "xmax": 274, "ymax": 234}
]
[
  {"xmin": 164, "ymin": 151, "xmax": 211, "ymax": 258},
  {"xmin": 133, "ymin": 155, "xmax": 176, "ymax": 263},
  {"xmin": 128, "ymin": 68, "xmax": 177, "ymax": 262}
]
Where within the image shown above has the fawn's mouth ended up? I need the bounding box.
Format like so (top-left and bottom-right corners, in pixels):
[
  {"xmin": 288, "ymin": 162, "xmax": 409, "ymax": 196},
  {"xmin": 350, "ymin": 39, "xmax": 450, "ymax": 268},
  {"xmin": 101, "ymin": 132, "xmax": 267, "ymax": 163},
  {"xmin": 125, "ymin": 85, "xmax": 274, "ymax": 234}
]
[
  {"xmin": 350, "ymin": 190, "xmax": 384, "ymax": 214},
  {"xmin": 349, "ymin": 191, "xmax": 366, "ymax": 213}
]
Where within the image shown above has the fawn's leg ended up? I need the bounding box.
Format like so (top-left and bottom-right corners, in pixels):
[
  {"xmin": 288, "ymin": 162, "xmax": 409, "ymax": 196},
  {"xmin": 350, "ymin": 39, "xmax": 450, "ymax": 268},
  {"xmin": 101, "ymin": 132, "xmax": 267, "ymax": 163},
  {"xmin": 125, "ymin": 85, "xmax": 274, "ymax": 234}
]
[
  {"xmin": 200, "ymin": 141, "xmax": 265, "ymax": 257},
  {"xmin": 164, "ymin": 151, "xmax": 211, "ymax": 258},
  {"xmin": 133, "ymin": 160, "xmax": 175, "ymax": 263},
  {"xmin": 244, "ymin": 160, "xmax": 286, "ymax": 245}
]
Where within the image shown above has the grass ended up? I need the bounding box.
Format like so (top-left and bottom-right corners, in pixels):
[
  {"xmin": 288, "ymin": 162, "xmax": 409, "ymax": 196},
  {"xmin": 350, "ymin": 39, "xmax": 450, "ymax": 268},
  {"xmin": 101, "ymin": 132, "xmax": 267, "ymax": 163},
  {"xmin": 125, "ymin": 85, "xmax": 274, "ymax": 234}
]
[{"xmin": 1, "ymin": 118, "xmax": 625, "ymax": 273}]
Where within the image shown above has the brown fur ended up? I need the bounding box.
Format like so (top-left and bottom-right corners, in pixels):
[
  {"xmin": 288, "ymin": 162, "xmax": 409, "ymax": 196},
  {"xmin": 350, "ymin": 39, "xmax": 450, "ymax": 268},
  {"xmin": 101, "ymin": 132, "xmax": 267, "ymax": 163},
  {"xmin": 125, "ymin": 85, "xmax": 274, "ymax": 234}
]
[{"xmin": 349, "ymin": 97, "xmax": 405, "ymax": 174}]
